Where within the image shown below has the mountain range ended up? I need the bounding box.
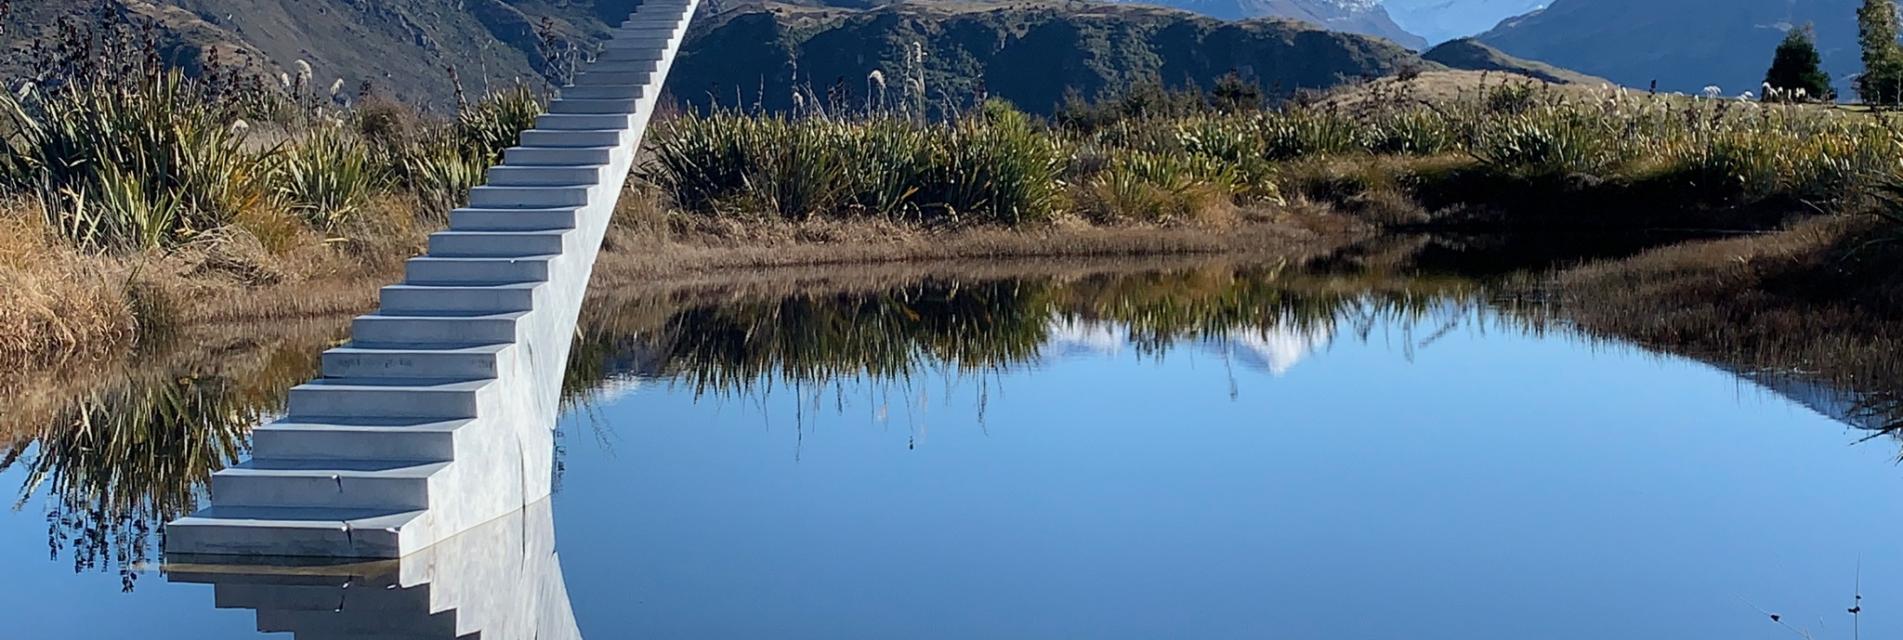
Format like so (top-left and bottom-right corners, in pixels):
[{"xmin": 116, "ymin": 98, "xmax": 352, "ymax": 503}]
[
  {"xmin": 6, "ymin": 0, "xmax": 1430, "ymax": 112},
  {"xmin": 1381, "ymin": 0, "xmax": 1544, "ymax": 44},
  {"xmin": 1476, "ymin": 0, "xmax": 1865, "ymax": 95}
]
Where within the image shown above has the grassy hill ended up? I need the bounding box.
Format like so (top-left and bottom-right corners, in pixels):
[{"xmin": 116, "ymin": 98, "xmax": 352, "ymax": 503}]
[{"xmin": 1421, "ymin": 37, "xmax": 1604, "ymax": 86}]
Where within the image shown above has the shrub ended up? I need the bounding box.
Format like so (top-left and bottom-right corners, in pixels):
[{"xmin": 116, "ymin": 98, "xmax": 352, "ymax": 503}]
[
  {"xmin": 0, "ymin": 70, "xmax": 267, "ymax": 250},
  {"xmin": 456, "ymin": 86, "xmax": 545, "ymax": 165},
  {"xmin": 276, "ymin": 127, "xmax": 384, "ymax": 229}
]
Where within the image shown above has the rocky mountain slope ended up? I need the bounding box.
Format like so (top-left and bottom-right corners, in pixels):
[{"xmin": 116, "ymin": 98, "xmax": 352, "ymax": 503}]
[
  {"xmin": 1476, "ymin": 0, "xmax": 1862, "ymax": 95},
  {"xmin": 669, "ymin": 1, "xmax": 1423, "ymax": 114},
  {"xmin": 1112, "ymin": 0, "xmax": 1427, "ymax": 49},
  {"xmin": 6, "ymin": 0, "xmax": 1424, "ymax": 113}
]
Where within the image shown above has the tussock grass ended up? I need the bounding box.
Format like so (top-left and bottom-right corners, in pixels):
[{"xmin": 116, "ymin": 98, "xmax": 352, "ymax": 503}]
[{"xmin": 0, "ymin": 12, "xmax": 550, "ymax": 364}]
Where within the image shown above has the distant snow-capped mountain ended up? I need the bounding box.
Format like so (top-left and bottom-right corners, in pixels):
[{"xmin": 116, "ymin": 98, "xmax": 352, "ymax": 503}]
[
  {"xmin": 1381, "ymin": 0, "xmax": 1546, "ymax": 44},
  {"xmin": 1113, "ymin": 0, "xmax": 1429, "ymax": 49}
]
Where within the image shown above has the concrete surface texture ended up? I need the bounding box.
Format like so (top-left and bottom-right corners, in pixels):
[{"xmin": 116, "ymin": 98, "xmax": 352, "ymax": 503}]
[
  {"xmin": 164, "ymin": 0, "xmax": 698, "ymax": 559},
  {"xmin": 165, "ymin": 500, "xmax": 578, "ymax": 639}
]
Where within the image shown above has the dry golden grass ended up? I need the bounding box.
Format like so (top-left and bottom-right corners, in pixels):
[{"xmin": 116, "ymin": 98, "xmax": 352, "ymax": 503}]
[
  {"xmin": 1552, "ymin": 215, "xmax": 1903, "ymax": 389},
  {"xmin": 590, "ymin": 197, "xmax": 1364, "ymax": 290},
  {"xmin": 0, "ymin": 207, "xmax": 138, "ymax": 366}
]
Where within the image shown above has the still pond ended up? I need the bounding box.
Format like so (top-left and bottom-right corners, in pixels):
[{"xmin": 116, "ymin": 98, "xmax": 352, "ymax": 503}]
[{"xmin": 0, "ymin": 263, "xmax": 1897, "ymax": 639}]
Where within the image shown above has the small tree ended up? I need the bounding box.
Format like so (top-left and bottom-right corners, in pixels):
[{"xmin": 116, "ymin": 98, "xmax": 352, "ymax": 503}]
[
  {"xmin": 1208, "ymin": 71, "xmax": 1264, "ymax": 113},
  {"xmin": 1858, "ymin": 0, "xmax": 1903, "ymax": 105},
  {"xmin": 1764, "ymin": 27, "xmax": 1835, "ymax": 101}
]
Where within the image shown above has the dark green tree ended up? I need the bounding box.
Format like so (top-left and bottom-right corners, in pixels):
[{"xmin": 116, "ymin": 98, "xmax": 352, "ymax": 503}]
[
  {"xmin": 1208, "ymin": 71, "xmax": 1264, "ymax": 113},
  {"xmin": 1764, "ymin": 27, "xmax": 1835, "ymax": 101},
  {"xmin": 1858, "ymin": 0, "xmax": 1903, "ymax": 104}
]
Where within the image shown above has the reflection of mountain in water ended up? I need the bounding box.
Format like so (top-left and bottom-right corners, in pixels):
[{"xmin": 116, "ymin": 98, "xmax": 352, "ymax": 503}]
[
  {"xmin": 1730, "ymin": 368, "xmax": 1898, "ymax": 432},
  {"xmin": 165, "ymin": 500, "xmax": 578, "ymax": 639},
  {"xmin": 1043, "ymin": 317, "xmax": 1336, "ymax": 377}
]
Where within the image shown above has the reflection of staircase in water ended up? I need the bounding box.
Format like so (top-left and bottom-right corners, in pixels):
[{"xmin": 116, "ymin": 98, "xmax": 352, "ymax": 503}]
[
  {"xmin": 163, "ymin": 0, "xmax": 697, "ymax": 559},
  {"xmin": 165, "ymin": 500, "xmax": 579, "ymax": 639}
]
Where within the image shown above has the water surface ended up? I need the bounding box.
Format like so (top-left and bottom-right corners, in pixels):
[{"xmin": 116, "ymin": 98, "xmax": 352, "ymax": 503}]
[{"xmin": 0, "ymin": 263, "xmax": 1898, "ymax": 639}]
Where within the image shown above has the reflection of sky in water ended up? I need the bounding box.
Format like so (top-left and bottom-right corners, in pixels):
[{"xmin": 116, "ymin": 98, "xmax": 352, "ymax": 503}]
[
  {"xmin": 551, "ymin": 309, "xmax": 1903, "ymax": 640},
  {"xmin": 0, "ymin": 293, "xmax": 1896, "ymax": 638}
]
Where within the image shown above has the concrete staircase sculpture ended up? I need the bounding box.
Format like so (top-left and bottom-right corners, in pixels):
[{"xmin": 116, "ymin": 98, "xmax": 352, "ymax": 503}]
[
  {"xmin": 164, "ymin": 0, "xmax": 697, "ymax": 558},
  {"xmin": 165, "ymin": 500, "xmax": 578, "ymax": 639}
]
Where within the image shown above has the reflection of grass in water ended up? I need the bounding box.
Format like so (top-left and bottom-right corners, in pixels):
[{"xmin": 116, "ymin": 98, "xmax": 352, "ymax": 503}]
[
  {"xmin": 658, "ymin": 279, "xmax": 1056, "ymax": 396},
  {"xmin": 0, "ymin": 338, "xmax": 321, "ymax": 590},
  {"xmin": 567, "ymin": 266, "xmax": 1478, "ymax": 398}
]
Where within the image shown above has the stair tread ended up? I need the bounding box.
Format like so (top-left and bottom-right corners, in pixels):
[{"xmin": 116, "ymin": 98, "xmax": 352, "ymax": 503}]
[
  {"xmin": 171, "ymin": 506, "xmax": 426, "ymax": 529},
  {"xmin": 408, "ymin": 254, "xmax": 559, "ymax": 263},
  {"xmin": 226, "ymin": 458, "xmax": 449, "ymax": 476},
  {"xmin": 295, "ymin": 377, "xmax": 493, "ymax": 391},
  {"xmin": 383, "ymin": 282, "xmax": 542, "ymax": 291},
  {"xmin": 262, "ymin": 417, "xmax": 476, "ymax": 432},
  {"xmin": 329, "ymin": 341, "xmax": 512, "ymax": 355},
  {"xmin": 357, "ymin": 310, "xmax": 531, "ymax": 320},
  {"xmin": 432, "ymin": 229, "xmax": 571, "ymax": 237}
]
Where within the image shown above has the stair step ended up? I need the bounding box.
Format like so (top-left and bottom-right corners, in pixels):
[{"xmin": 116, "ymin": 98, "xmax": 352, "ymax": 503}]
[
  {"xmin": 561, "ymin": 82, "xmax": 646, "ymax": 100},
  {"xmin": 322, "ymin": 341, "xmax": 513, "ymax": 380},
  {"xmin": 211, "ymin": 580, "xmax": 434, "ymax": 613},
  {"xmin": 252, "ymin": 417, "xmax": 476, "ymax": 462},
  {"xmin": 534, "ymin": 112, "xmax": 635, "ymax": 131},
  {"xmin": 504, "ymin": 145, "xmax": 617, "ymax": 166},
  {"xmin": 211, "ymin": 459, "xmax": 449, "ymax": 510},
  {"xmin": 574, "ymin": 69, "xmax": 658, "ymax": 86},
  {"xmin": 351, "ymin": 311, "xmax": 528, "ymax": 345},
  {"xmin": 519, "ymin": 128, "xmax": 626, "ymax": 147},
  {"xmin": 449, "ymin": 206, "xmax": 580, "ymax": 231},
  {"xmin": 257, "ymin": 606, "xmax": 461, "ymax": 637},
  {"xmin": 549, "ymin": 96, "xmax": 645, "ymax": 114},
  {"xmin": 428, "ymin": 230, "xmax": 571, "ymax": 257},
  {"xmin": 165, "ymin": 506, "xmax": 424, "ymax": 558},
  {"xmin": 594, "ymin": 48, "xmax": 666, "ymax": 63},
  {"xmin": 486, "ymin": 164, "xmax": 607, "ymax": 186},
  {"xmin": 604, "ymin": 34, "xmax": 677, "ymax": 48},
  {"xmin": 406, "ymin": 255, "xmax": 556, "ymax": 284},
  {"xmin": 467, "ymin": 184, "xmax": 593, "ymax": 208},
  {"xmin": 287, "ymin": 377, "xmax": 493, "ymax": 419},
  {"xmin": 379, "ymin": 282, "xmax": 541, "ymax": 314}
]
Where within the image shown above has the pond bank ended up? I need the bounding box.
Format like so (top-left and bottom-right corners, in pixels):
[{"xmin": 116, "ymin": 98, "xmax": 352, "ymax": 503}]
[{"xmin": 6, "ymin": 197, "xmax": 1899, "ymax": 424}]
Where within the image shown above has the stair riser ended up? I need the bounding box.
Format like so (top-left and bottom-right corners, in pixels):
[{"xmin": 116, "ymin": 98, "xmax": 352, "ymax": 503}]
[
  {"xmin": 519, "ymin": 129, "xmax": 626, "ymax": 147},
  {"xmin": 603, "ymin": 35, "xmax": 677, "ymax": 49},
  {"xmin": 505, "ymin": 147, "xmax": 616, "ymax": 165},
  {"xmin": 288, "ymin": 387, "xmax": 482, "ymax": 418},
  {"xmin": 321, "ymin": 349, "xmax": 504, "ymax": 380},
  {"xmin": 582, "ymin": 60, "xmax": 663, "ymax": 74},
  {"xmin": 251, "ymin": 429, "xmax": 457, "ymax": 463},
  {"xmin": 427, "ymin": 233, "xmax": 569, "ymax": 257},
  {"xmin": 351, "ymin": 316, "xmax": 521, "ymax": 344},
  {"xmin": 535, "ymin": 113, "xmax": 636, "ymax": 131},
  {"xmin": 468, "ymin": 186, "xmax": 593, "ymax": 208},
  {"xmin": 549, "ymin": 98, "xmax": 644, "ymax": 115},
  {"xmin": 211, "ymin": 475, "xmax": 431, "ymax": 510},
  {"xmin": 257, "ymin": 609, "xmax": 459, "ymax": 636},
  {"xmin": 487, "ymin": 165, "xmax": 607, "ymax": 185},
  {"xmin": 406, "ymin": 258, "xmax": 552, "ymax": 284},
  {"xmin": 165, "ymin": 524, "xmax": 402, "ymax": 558},
  {"xmin": 449, "ymin": 208, "xmax": 580, "ymax": 231},
  {"xmin": 593, "ymin": 49, "xmax": 665, "ymax": 63},
  {"xmin": 379, "ymin": 287, "xmax": 536, "ymax": 314},
  {"xmin": 213, "ymin": 583, "xmax": 434, "ymax": 612},
  {"xmin": 574, "ymin": 71, "xmax": 658, "ymax": 86}
]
